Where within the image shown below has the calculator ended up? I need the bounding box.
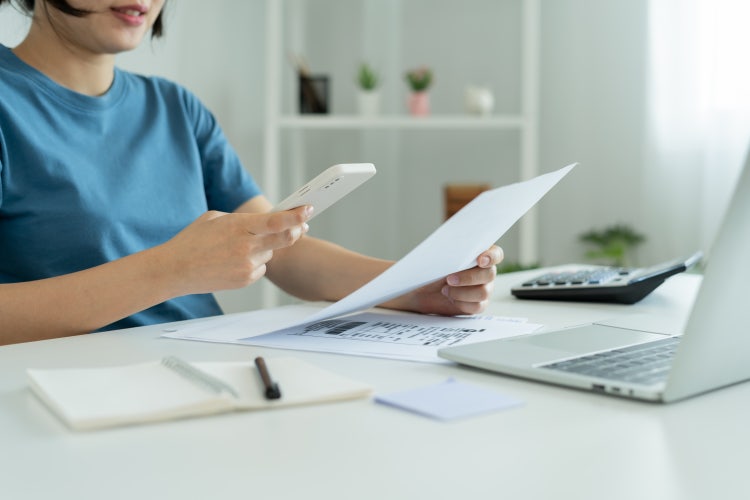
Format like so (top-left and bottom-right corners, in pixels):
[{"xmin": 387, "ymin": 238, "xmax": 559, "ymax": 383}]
[{"xmin": 511, "ymin": 252, "xmax": 702, "ymax": 304}]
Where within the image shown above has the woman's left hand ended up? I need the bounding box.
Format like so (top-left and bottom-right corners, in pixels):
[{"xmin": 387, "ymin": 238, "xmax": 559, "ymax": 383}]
[{"xmin": 391, "ymin": 245, "xmax": 504, "ymax": 316}]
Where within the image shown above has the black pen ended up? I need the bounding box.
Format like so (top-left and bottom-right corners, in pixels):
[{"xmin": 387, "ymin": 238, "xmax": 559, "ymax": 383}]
[{"xmin": 254, "ymin": 356, "xmax": 282, "ymax": 400}]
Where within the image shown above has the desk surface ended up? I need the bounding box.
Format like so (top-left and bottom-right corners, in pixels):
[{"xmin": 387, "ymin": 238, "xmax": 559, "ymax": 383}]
[{"xmin": 2, "ymin": 270, "xmax": 748, "ymax": 500}]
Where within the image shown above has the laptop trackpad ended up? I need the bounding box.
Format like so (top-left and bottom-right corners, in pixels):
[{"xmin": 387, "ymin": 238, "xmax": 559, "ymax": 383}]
[{"xmin": 511, "ymin": 324, "xmax": 668, "ymax": 355}]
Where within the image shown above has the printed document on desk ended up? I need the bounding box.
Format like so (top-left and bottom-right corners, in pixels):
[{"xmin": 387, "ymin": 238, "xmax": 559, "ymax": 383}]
[
  {"xmin": 163, "ymin": 164, "xmax": 574, "ymax": 357},
  {"xmin": 165, "ymin": 308, "xmax": 541, "ymax": 363}
]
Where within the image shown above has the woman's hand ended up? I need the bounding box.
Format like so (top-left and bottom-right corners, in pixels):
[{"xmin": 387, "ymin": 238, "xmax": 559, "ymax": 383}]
[
  {"xmin": 388, "ymin": 245, "xmax": 504, "ymax": 316},
  {"xmin": 157, "ymin": 206, "xmax": 312, "ymax": 296}
]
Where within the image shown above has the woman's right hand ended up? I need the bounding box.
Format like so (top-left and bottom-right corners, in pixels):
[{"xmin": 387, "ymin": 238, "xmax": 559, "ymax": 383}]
[{"xmin": 158, "ymin": 206, "xmax": 312, "ymax": 295}]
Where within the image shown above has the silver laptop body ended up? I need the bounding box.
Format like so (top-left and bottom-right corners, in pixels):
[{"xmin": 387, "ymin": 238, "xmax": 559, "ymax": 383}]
[{"xmin": 439, "ymin": 149, "xmax": 750, "ymax": 403}]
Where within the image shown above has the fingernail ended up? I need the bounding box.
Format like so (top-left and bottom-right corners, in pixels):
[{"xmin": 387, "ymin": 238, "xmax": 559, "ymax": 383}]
[
  {"xmin": 479, "ymin": 255, "xmax": 490, "ymax": 267},
  {"xmin": 447, "ymin": 275, "xmax": 459, "ymax": 286},
  {"xmin": 441, "ymin": 285, "xmax": 450, "ymax": 297},
  {"xmin": 304, "ymin": 206, "xmax": 314, "ymax": 219},
  {"xmin": 302, "ymin": 223, "xmax": 309, "ymax": 233}
]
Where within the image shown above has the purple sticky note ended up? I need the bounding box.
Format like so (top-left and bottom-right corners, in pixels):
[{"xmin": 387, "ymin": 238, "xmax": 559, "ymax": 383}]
[{"xmin": 375, "ymin": 378, "xmax": 523, "ymax": 421}]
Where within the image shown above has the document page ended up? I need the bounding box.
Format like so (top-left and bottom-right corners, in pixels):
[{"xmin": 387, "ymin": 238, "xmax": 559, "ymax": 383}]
[
  {"xmin": 163, "ymin": 164, "xmax": 574, "ymax": 358},
  {"xmin": 165, "ymin": 308, "xmax": 541, "ymax": 363},
  {"xmin": 235, "ymin": 311, "xmax": 541, "ymax": 363},
  {"xmin": 299, "ymin": 163, "xmax": 576, "ymax": 324}
]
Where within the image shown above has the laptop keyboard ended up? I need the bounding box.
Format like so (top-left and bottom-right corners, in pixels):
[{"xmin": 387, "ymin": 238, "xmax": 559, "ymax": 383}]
[{"xmin": 541, "ymin": 336, "xmax": 680, "ymax": 385}]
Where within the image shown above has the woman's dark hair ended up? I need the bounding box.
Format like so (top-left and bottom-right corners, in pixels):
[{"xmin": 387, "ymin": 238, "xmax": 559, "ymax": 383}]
[{"xmin": 0, "ymin": 0, "xmax": 165, "ymax": 38}]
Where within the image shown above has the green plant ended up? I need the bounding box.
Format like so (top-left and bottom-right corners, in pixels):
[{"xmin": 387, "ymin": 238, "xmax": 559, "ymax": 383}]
[
  {"xmin": 357, "ymin": 63, "xmax": 379, "ymax": 91},
  {"xmin": 405, "ymin": 66, "xmax": 432, "ymax": 92},
  {"xmin": 579, "ymin": 223, "xmax": 646, "ymax": 267}
]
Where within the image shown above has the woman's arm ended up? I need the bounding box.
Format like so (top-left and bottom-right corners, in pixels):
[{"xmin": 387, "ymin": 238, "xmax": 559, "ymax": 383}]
[
  {"xmin": 0, "ymin": 245, "xmax": 182, "ymax": 344},
  {"xmin": 0, "ymin": 208, "xmax": 311, "ymax": 345}
]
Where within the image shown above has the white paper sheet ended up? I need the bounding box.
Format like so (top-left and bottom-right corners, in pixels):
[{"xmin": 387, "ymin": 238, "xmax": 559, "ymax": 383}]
[
  {"xmin": 240, "ymin": 311, "xmax": 541, "ymax": 362},
  {"xmin": 299, "ymin": 163, "xmax": 576, "ymax": 324},
  {"xmin": 164, "ymin": 308, "xmax": 541, "ymax": 363},
  {"xmin": 163, "ymin": 164, "xmax": 574, "ymax": 358}
]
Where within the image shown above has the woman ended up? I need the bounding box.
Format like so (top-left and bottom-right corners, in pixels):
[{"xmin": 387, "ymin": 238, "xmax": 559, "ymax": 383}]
[{"xmin": 0, "ymin": 0, "xmax": 503, "ymax": 345}]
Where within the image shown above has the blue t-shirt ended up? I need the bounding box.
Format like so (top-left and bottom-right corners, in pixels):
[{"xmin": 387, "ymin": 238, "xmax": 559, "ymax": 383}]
[{"xmin": 0, "ymin": 44, "xmax": 262, "ymax": 331}]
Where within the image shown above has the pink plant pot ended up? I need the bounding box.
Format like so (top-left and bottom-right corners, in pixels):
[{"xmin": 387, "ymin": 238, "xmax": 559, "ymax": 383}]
[{"xmin": 407, "ymin": 91, "xmax": 430, "ymax": 116}]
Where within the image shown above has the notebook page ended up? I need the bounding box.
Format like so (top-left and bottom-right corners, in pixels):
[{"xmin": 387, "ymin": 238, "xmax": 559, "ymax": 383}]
[{"xmin": 27, "ymin": 362, "xmax": 233, "ymax": 431}]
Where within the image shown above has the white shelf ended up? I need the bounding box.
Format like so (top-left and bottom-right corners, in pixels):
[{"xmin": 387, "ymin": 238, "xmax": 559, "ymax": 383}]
[
  {"xmin": 263, "ymin": 0, "xmax": 540, "ymax": 307},
  {"xmin": 277, "ymin": 114, "xmax": 525, "ymax": 130}
]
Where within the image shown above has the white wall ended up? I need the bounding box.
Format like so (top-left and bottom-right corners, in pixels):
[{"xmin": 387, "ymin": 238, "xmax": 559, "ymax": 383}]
[
  {"xmin": 281, "ymin": 0, "xmax": 525, "ymax": 269},
  {"xmin": 1, "ymin": 0, "xmax": 653, "ymax": 314},
  {"xmin": 538, "ymin": 0, "xmax": 649, "ymax": 266}
]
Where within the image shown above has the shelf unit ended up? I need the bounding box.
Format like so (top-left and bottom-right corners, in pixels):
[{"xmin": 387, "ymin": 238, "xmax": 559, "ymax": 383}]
[
  {"xmin": 275, "ymin": 115, "xmax": 525, "ymax": 129},
  {"xmin": 262, "ymin": 0, "xmax": 539, "ymax": 306}
]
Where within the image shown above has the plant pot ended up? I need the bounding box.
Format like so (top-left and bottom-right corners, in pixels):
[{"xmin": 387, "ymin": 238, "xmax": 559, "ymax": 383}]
[
  {"xmin": 407, "ymin": 91, "xmax": 430, "ymax": 116},
  {"xmin": 357, "ymin": 90, "xmax": 380, "ymax": 116},
  {"xmin": 298, "ymin": 75, "xmax": 329, "ymax": 114}
]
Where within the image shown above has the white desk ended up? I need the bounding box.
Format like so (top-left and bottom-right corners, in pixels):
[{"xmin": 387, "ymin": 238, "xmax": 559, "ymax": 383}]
[{"xmin": 2, "ymin": 270, "xmax": 749, "ymax": 500}]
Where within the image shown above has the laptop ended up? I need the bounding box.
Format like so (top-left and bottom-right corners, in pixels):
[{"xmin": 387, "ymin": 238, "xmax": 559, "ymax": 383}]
[{"xmin": 439, "ymin": 148, "xmax": 750, "ymax": 403}]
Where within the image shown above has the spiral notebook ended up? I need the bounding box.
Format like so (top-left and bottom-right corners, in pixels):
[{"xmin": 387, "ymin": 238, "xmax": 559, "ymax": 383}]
[{"xmin": 27, "ymin": 356, "xmax": 372, "ymax": 431}]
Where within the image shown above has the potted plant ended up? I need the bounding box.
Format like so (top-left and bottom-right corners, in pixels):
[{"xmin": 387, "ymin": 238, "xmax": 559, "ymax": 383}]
[
  {"xmin": 579, "ymin": 223, "xmax": 646, "ymax": 267},
  {"xmin": 356, "ymin": 62, "xmax": 380, "ymax": 116},
  {"xmin": 405, "ymin": 66, "xmax": 433, "ymax": 116}
]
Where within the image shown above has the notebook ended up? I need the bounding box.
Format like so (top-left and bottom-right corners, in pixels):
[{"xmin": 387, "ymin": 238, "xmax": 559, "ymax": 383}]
[
  {"xmin": 439, "ymin": 146, "xmax": 750, "ymax": 403},
  {"xmin": 27, "ymin": 356, "xmax": 372, "ymax": 430}
]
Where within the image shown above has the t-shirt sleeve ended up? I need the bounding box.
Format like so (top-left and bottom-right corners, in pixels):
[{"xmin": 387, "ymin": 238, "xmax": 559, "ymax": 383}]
[
  {"xmin": 0, "ymin": 128, "xmax": 5, "ymax": 209},
  {"xmin": 179, "ymin": 86, "xmax": 262, "ymax": 212}
]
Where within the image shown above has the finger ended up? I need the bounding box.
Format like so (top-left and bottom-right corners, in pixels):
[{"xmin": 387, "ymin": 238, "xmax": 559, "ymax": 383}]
[
  {"xmin": 248, "ymin": 263, "xmax": 268, "ymax": 282},
  {"xmin": 251, "ymin": 224, "xmax": 308, "ymax": 251},
  {"xmin": 442, "ymin": 282, "xmax": 494, "ymax": 303},
  {"xmin": 448, "ymin": 298, "xmax": 489, "ymax": 315},
  {"xmin": 477, "ymin": 245, "xmax": 504, "ymax": 268},
  {"xmin": 244, "ymin": 206, "xmax": 314, "ymax": 236},
  {"xmin": 250, "ymin": 249, "xmax": 274, "ymax": 267},
  {"xmin": 446, "ymin": 265, "xmax": 497, "ymax": 287}
]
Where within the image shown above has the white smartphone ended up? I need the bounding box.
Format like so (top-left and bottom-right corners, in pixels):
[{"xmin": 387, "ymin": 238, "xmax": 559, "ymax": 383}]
[{"xmin": 272, "ymin": 163, "xmax": 376, "ymax": 220}]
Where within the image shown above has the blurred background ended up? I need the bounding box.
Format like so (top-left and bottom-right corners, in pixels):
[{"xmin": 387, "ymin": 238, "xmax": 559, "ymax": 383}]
[{"xmin": 2, "ymin": 0, "xmax": 749, "ymax": 312}]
